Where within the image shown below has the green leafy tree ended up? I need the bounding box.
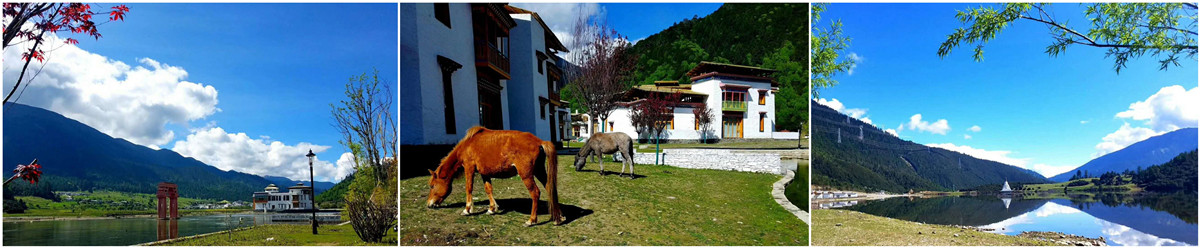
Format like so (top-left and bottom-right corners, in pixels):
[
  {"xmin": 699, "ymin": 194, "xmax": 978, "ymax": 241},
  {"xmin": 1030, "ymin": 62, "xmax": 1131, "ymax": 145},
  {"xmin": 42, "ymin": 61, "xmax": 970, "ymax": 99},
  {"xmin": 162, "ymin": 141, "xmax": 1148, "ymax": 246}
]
[
  {"xmin": 811, "ymin": 3, "xmax": 856, "ymax": 98},
  {"xmin": 938, "ymin": 3, "xmax": 1198, "ymax": 73}
]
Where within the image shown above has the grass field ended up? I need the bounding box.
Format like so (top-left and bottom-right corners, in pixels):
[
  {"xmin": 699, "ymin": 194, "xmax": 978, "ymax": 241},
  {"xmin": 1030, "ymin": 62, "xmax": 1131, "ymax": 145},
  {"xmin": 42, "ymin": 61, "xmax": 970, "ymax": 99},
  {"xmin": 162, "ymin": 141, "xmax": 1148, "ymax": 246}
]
[
  {"xmin": 812, "ymin": 209, "xmax": 1053, "ymax": 246},
  {"xmin": 1022, "ymin": 177, "xmax": 1141, "ymax": 193},
  {"xmin": 401, "ymin": 155, "xmax": 808, "ymax": 246},
  {"xmin": 564, "ymin": 139, "xmax": 801, "ymax": 153},
  {"xmin": 784, "ymin": 160, "xmax": 809, "ymax": 211},
  {"xmin": 152, "ymin": 224, "xmax": 396, "ymax": 246}
]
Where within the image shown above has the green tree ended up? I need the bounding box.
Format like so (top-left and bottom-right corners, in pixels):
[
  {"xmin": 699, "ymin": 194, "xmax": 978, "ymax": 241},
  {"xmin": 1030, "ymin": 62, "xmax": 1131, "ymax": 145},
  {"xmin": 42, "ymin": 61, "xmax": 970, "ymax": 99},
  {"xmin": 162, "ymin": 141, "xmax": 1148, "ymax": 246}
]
[
  {"xmin": 938, "ymin": 3, "xmax": 1198, "ymax": 73},
  {"xmin": 762, "ymin": 40, "xmax": 808, "ymax": 136},
  {"xmin": 811, "ymin": 3, "xmax": 856, "ymax": 98}
]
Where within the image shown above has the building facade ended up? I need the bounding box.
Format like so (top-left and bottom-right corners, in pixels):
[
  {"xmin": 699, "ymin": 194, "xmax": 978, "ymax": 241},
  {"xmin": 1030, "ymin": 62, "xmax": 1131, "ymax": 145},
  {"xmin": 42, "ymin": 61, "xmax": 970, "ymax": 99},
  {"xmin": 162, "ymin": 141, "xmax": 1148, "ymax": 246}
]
[
  {"xmin": 251, "ymin": 183, "xmax": 314, "ymax": 212},
  {"xmin": 400, "ymin": 3, "xmax": 571, "ymax": 148},
  {"xmin": 602, "ymin": 62, "xmax": 783, "ymax": 142}
]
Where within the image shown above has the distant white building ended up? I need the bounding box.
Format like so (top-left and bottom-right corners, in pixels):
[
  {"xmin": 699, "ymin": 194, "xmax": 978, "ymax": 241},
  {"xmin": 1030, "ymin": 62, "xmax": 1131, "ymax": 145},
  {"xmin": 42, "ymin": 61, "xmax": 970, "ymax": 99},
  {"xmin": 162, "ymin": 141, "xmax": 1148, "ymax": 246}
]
[
  {"xmin": 252, "ymin": 183, "xmax": 313, "ymax": 212},
  {"xmin": 598, "ymin": 62, "xmax": 783, "ymax": 142}
]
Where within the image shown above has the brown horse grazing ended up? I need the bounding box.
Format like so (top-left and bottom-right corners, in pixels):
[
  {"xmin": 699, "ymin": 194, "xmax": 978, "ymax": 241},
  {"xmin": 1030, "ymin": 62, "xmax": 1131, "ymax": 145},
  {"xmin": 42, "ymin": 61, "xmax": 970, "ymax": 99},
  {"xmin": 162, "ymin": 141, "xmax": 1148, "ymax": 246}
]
[
  {"xmin": 427, "ymin": 126, "xmax": 563, "ymax": 226},
  {"xmin": 574, "ymin": 132, "xmax": 635, "ymax": 178}
]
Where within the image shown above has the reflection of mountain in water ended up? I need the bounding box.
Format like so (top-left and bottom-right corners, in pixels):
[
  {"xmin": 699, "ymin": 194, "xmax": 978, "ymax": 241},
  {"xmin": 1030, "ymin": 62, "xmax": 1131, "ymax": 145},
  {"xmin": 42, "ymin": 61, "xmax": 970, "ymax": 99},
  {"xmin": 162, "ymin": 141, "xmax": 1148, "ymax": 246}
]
[
  {"xmin": 1063, "ymin": 194, "xmax": 1198, "ymax": 245},
  {"xmin": 844, "ymin": 196, "xmax": 1047, "ymax": 226}
]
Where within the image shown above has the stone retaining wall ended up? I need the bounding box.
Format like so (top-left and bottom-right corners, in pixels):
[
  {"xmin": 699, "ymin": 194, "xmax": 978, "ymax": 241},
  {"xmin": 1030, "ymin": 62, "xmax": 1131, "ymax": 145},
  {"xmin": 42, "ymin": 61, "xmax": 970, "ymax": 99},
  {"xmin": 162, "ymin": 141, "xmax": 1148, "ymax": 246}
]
[
  {"xmin": 772, "ymin": 170, "xmax": 810, "ymax": 224},
  {"xmin": 624, "ymin": 149, "xmax": 783, "ymax": 174}
]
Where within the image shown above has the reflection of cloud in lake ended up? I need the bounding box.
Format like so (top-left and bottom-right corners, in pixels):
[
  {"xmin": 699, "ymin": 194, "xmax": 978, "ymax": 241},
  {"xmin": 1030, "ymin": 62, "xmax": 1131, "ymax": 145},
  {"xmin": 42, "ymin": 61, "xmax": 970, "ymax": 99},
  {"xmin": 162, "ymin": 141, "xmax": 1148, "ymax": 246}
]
[
  {"xmin": 979, "ymin": 212, "xmax": 1034, "ymax": 233},
  {"xmin": 1102, "ymin": 221, "xmax": 1190, "ymax": 246},
  {"xmin": 1033, "ymin": 202, "xmax": 1082, "ymax": 217}
]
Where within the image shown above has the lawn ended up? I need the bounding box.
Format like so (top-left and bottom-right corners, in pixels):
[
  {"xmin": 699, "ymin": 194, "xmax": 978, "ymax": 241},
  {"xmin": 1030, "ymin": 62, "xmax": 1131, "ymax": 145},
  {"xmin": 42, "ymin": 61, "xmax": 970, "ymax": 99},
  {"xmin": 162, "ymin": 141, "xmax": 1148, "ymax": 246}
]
[
  {"xmin": 812, "ymin": 209, "xmax": 1053, "ymax": 246},
  {"xmin": 1022, "ymin": 177, "xmax": 1141, "ymax": 193},
  {"xmin": 152, "ymin": 224, "xmax": 396, "ymax": 246},
  {"xmin": 401, "ymin": 155, "xmax": 808, "ymax": 246}
]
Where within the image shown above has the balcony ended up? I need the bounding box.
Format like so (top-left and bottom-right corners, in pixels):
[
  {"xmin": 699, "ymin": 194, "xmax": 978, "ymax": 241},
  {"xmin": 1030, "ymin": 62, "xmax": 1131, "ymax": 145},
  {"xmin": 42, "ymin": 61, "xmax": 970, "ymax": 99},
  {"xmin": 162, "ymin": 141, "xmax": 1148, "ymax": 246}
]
[
  {"xmin": 722, "ymin": 101, "xmax": 746, "ymax": 112},
  {"xmin": 475, "ymin": 40, "xmax": 511, "ymax": 79}
]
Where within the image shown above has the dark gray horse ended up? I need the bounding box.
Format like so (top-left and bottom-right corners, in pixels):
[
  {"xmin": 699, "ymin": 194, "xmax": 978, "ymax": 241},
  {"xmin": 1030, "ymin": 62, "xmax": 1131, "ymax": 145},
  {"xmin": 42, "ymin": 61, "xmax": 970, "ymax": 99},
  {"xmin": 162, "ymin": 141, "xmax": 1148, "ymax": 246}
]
[{"xmin": 574, "ymin": 132, "xmax": 635, "ymax": 178}]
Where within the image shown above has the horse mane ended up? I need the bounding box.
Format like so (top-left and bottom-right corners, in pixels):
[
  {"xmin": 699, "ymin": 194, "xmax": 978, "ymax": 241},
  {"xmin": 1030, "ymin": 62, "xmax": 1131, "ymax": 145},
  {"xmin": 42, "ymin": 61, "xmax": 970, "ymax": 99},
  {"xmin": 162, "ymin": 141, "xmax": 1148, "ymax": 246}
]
[{"xmin": 434, "ymin": 126, "xmax": 488, "ymax": 179}]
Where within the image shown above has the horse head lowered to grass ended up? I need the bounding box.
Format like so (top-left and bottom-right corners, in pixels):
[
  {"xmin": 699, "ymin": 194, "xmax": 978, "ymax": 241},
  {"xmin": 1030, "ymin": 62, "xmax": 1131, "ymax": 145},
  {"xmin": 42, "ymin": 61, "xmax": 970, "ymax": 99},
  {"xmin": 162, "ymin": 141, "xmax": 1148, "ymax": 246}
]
[
  {"xmin": 574, "ymin": 132, "xmax": 635, "ymax": 179},
  {"xmin": 426, "ymin": 126, "xmax": 563, "ymax": 226}
]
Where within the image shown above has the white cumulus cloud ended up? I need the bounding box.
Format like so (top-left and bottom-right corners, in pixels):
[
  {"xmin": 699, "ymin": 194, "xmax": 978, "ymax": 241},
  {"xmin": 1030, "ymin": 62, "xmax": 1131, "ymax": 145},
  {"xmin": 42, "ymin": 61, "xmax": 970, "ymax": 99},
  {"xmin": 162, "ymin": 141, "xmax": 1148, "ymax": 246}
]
[
  {"xmin": 817, "ymin": 98, "xmax": 872, "ymax": 125},
  {"xmin": 884, "ymin": 128, "xmax": 898, "ymax": 137},
  {"xmin": 1115, "ymin": 85, "xmax": 1199, "ymax": 132},
  {"xmin": 1093, "ymin": 123, "xmax": 1162, "ymax": 158},
  {"xmin": 926, "ymin": 143, "xmax": 1072, "ymax": 177},
  {"xmin": 964, "ymin": 134, "xmax": 972, "ymax": 139},
  {"xmin": 3, "ymin": 33, "xmax": 220, "ymax": 148},
  {"xmin": 968, "ymin": 125, "xmax": 982, "ymax": 132},
  {"xmin": 846, "ymin": 52, "xmax": 864, "ymax": 75},
  {"xmin": 901, "ymin": 114, "xmax": 951, "ymax": 135},
  {"xmin": 171, "ymin": 127, "xmax": 354, "ymax": 182}
]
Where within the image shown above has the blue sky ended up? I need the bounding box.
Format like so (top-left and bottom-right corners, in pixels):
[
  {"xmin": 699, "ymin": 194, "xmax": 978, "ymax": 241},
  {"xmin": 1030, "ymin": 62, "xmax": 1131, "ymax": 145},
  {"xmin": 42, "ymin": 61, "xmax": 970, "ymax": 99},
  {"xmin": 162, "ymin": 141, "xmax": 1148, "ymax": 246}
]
[
  {"xmin": 2, "ymin": 3, "xmax": 397, "ymax": 182},
  {"xmin": 814, "ymin": 3, "xmax": 1198, "ymax": 177}
]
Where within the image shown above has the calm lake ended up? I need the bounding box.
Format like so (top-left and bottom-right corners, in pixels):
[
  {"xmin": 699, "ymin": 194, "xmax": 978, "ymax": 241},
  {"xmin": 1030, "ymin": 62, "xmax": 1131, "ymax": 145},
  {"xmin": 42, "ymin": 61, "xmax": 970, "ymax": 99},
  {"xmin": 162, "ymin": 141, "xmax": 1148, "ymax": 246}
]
[
  {"xmin": 3, "ymin": 213, "xmax": 336, "ymax": 246},
  {"xmin": 830, "ymin": 193, "xmax": 1198, "ymax": 246}
]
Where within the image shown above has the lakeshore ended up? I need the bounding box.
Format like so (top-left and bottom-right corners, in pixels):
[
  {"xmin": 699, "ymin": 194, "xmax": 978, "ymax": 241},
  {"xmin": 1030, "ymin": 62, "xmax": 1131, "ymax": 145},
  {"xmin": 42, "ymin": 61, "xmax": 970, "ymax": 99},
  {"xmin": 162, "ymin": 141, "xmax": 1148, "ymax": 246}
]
[
  {"xmin": 813, "ymin": 209, "xmax": 1055, "ymax": 246},
  {"xmin": 149, "ymin": 223, "xmax": 396, "ymax": 246}
]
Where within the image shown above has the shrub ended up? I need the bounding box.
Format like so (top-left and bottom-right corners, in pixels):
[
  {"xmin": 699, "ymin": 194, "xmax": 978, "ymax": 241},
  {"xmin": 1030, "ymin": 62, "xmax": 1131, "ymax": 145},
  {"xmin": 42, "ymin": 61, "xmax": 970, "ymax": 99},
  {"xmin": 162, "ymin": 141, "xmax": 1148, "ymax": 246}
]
[{"xmin": 345, "ymin": 158, "xmax": 397, "ymax": 243}]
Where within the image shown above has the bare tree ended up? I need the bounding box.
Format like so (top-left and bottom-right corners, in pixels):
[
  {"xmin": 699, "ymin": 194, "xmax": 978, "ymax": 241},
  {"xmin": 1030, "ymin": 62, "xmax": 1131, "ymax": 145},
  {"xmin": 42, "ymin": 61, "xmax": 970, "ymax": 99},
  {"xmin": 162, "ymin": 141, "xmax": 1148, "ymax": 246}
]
[
  {"xmin": 331, "ymin": 69, "xmax": 397, "ymax": 184},
  {"xmin": 564, "ymin": 14, "xmax": 637, "ymax": 134}
]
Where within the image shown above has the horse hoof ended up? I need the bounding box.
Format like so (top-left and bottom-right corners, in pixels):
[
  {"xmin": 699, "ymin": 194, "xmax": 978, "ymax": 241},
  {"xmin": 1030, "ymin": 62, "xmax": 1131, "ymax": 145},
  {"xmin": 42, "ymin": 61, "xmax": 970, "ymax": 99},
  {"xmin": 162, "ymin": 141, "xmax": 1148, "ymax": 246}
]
[
  {"xmin": 486, "ymin": 209, "xmax": 497, "ymax": 215},
  {"xmin": 524, "ymin": 220, "xmax": 534, "ymax": 227},
  {"xmin": 461, "ymin": 209, "xmax": 471, "ymax": 216}
]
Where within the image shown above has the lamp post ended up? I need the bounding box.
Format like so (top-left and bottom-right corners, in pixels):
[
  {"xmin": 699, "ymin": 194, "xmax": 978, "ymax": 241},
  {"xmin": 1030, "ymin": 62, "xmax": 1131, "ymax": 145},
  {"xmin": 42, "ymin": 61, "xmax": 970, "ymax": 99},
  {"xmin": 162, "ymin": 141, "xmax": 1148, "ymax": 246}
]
[{"xmin": 306, "ymin": 150, "xmax": 318, "ymax": 235}]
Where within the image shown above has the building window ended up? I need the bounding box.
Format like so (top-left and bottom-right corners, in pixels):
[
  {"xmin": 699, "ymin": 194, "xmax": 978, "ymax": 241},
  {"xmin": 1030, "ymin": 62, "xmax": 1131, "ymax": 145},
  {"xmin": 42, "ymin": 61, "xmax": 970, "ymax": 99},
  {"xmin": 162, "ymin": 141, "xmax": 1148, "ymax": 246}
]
[
  {"xmin": 437, "ymin": 56, "xmax": 462, "ymax": 134},
  {"xmin": 759, "ymin": 113, "xmax": 766, "ymax": 132},
  {"xmin": 540, "ymin": 100, "xmax": 547, "ymax": 120},
  {"xmin": 758, "ymin": 90, "xmax": 767, "ymax": 105},
  {"xmin": 695, "ymin": 119, "xmax": 700, "ymax": 130},
  {"xmin": 434, "ymin": 3, "xmax": 451, "ymax": 28}
]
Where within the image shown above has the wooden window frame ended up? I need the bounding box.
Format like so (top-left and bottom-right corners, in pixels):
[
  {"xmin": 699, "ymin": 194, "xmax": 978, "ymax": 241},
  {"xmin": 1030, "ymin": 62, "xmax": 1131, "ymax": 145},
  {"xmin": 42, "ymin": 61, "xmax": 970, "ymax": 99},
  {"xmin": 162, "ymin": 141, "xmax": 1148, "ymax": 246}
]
[
  {"xmin": 758, "ymin": 90, "xmax": 767, "ymax": 105},
  {"xmin": 759, "ymin": 113, "xmax": 766, "ymax": 132}
]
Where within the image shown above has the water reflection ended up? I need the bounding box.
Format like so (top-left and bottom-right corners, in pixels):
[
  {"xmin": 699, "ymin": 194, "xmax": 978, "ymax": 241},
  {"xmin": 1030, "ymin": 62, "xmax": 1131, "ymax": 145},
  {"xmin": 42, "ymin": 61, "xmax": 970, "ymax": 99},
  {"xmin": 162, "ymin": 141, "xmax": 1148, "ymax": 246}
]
[
  {"xmin": 156, "ymin": 219, "xmax": 179, "ymax": 241},
  {"xmin": 844, "ymin": 194, "xmax": 1198, "ymax": 246}
]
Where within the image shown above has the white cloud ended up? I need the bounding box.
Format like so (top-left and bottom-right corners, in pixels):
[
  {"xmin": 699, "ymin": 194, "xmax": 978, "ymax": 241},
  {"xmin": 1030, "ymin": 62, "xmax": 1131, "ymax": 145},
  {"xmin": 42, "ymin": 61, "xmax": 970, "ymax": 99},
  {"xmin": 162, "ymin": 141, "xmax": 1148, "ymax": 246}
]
[
  {"xmin": 1080, "ymin": 120, "xmax": 1089, "ymax": 124},
  {"xmin": 171, "ymin": 127, "xmax": 354, "ymax": 182},
  {"xmin": 884, "ymin": 129, "xmax": 898, "ymax": 137},
  {"xmin": 901, "ymin": 114, "xmax": 951, "ymax": 135},
  {"xmin": 968, "ymin": 125, "xmax": 982, "ymax": 132},
  {"xmin": 817, "ymin": 98, "xmax": 872, "ymax": 125},
  {"xmin": 927, "ymin": 143, "xmax": 1029, "ymax": 169},
  {"xmin": 1031, "ymin": 163, "xmax": 1076, "ymax": 178},
  {"xmin": 1093, "ymin": 123, "xmax": 1162, "ymax": 158},
  {"xmin": 1115, "ymin": 85, "xmax": 1199, "ymax": 132},
  {"xmin": 846, "ymin": 52, "xmax": 864, "ymax": 75},
  {"xmin": 963, "ymin": 134, "xmax": 972, "ymax": 139},
  {"xmin": 3, "ymin": 33, "xmax": 220, "ymax": 148}
]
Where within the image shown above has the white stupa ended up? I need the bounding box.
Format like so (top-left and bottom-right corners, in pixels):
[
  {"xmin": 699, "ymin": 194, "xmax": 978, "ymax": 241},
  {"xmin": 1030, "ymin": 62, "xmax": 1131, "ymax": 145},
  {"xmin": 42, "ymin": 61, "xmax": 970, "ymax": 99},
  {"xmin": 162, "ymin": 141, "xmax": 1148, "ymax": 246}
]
[{"xmin": 1000, "ymin": 181, "xmax": 1014, "ymax": 195}]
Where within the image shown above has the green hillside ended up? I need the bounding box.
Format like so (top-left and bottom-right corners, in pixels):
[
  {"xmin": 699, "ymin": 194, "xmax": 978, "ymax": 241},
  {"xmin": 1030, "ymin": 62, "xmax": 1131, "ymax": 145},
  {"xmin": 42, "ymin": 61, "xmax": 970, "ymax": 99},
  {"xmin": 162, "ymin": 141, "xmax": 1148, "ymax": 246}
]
[
  {"xmin": 811, "ymin": 101, "xmax": 1049, "ymax": 192},
  {"xmin": 315, "ymin": 172, "xmax": 354, "ymax": 208},
  {"xmin": 627, "ymin": 3, "xmax": 809, "ymax": 132}
]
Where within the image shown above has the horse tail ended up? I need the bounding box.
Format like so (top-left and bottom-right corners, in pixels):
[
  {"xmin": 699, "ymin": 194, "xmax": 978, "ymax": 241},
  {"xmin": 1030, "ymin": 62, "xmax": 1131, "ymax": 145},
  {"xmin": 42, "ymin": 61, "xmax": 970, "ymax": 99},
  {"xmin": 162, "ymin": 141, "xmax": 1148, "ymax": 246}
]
[
  {"xmin": 540, "ymin": 140, "xmax": 563, "ymax": 224},
  {"xmin": 435, "ymin": 126, "xmax": 487, "ymax": 176}
]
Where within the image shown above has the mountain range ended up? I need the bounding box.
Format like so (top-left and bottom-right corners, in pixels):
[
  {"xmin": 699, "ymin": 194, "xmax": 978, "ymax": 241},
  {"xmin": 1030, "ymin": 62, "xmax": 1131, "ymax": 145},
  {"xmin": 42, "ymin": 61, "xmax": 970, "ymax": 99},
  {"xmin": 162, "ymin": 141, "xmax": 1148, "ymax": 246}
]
[
  {"xmin": 1048, "ymin": 127, "xmax": 1198, "ymax": 182},
  {"xmin": 3, "ymin": 104, "xmax": 333, "ymax": 201},
  {"xmin": 811, "ymin": 101, "xmax": 1049, "ymax": 192}
]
